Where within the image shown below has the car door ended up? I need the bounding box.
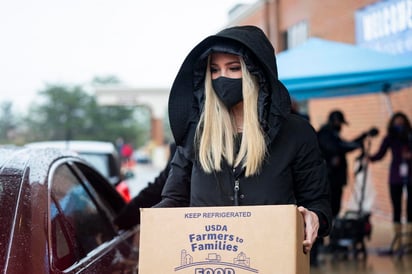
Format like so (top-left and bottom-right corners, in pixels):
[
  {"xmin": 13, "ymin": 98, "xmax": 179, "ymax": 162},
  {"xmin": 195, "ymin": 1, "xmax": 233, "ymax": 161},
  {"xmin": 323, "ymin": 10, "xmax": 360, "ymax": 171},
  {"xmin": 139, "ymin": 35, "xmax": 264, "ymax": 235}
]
[{"xmin": 49, "ymin": 159, "xmax": 139, "ymax": 274}]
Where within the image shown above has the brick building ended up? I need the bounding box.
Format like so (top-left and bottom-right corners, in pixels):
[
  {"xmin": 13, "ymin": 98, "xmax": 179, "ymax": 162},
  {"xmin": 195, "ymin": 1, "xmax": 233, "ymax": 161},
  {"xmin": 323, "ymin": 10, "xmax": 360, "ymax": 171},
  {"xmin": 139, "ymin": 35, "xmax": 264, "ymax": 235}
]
[{"xmin": 227, "ymin": 0, "xmax": 412, "ymax": 220}]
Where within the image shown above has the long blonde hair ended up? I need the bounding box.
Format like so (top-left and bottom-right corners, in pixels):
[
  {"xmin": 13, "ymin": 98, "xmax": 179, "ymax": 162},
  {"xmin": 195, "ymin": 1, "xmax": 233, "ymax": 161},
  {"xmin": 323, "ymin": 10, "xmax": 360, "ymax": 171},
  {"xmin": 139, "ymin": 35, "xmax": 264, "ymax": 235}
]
[{"xmin": 196, "ymin": 56, "xmax": 266, "ymax": 177}]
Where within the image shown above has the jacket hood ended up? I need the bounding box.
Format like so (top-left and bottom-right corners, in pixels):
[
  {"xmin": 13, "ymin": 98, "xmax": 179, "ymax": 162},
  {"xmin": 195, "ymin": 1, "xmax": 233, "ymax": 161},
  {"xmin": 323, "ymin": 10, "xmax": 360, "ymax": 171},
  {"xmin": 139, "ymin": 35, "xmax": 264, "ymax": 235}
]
[{"xmin": 168, "ymin": 25, "xmax": 291, "ymax": 146}]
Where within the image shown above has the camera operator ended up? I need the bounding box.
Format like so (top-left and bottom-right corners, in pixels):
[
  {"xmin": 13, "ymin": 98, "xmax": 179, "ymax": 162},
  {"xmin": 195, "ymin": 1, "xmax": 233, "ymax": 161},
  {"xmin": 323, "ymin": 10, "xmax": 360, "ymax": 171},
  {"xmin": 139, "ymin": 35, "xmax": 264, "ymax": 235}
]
[
  {"xmin": 317, "ymin": 110, "xmax": 376, "ymax": 219},
  {"xmin": 314, "ymin": 111, "xmax": 377, "ymax": 263}
]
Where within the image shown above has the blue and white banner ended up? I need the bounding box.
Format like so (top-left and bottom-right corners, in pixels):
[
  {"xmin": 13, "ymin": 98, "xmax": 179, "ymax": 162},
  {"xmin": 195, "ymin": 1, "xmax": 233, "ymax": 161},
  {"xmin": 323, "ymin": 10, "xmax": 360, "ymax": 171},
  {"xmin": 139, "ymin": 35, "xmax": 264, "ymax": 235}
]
[{"xmin": 355, "ymin": 0, "xmax": 412, "ymax": 55}]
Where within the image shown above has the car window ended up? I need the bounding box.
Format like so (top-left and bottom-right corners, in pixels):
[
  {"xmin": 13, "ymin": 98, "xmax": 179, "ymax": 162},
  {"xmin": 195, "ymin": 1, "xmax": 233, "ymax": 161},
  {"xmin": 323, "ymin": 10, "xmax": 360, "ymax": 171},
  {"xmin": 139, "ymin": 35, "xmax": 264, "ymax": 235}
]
[
  {"xmin": 50, "ymin": 164, "xmax": 116, "ymax": 270},
  {"xmin": 79, "ymin": 153, "xmax": 110, "ymax": 178},
  {"xmin": 50, "ymin": 196, "xmax": 78, "ymax": 270},
  {"xmin": 73, "ymin": 162, "xmax": 126, "ymax": 214},
  {"xmin": 79, "ymin": 152, "xmax": 121, "ymax": 184}
]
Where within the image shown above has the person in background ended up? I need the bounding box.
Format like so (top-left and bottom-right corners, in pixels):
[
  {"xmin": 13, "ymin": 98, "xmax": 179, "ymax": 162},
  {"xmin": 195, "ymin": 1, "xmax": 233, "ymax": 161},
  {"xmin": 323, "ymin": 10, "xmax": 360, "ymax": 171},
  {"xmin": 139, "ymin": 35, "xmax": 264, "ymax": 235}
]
[
  {"xmin": 121, "ymin": 142, "xmax": 134, "ymax": 168},
  {"xmin": 317, "ymin": 110, "xmax": 368, "ymax": 219},
  {"xmin": 115, "ymin": 137, "xmax": 124, "ymax": 156},
  {"xmin": 368, "ymin": 112, "xmax": 412, "ymax": 251},
  {"xmin": 154, "ymin": 25, "xmax": 332, "ymax": 254},
  {"xmin": 114, "ymin": 142, "xmax": 176, "ymax": 229}
]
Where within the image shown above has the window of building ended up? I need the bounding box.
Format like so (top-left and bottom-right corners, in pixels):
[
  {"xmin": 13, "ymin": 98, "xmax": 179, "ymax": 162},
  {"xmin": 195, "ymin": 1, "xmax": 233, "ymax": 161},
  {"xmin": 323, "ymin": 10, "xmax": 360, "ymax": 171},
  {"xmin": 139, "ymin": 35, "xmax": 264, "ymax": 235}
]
[{"xmin": 284, "ymin": 20, "xmax": 309, "ymax": 50}]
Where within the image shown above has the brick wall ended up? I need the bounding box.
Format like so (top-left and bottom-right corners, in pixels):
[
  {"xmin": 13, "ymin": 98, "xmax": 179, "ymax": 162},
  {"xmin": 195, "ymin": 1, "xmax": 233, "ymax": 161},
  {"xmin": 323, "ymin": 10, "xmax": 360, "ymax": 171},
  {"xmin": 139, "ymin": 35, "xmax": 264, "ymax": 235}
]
[
  {"xmin": 308, "ymin": 89, "xmax": 412, "ymax": 220},
  {"xmin": 230, "ymin": 0, "xmax": 412, "ymax": 220}
]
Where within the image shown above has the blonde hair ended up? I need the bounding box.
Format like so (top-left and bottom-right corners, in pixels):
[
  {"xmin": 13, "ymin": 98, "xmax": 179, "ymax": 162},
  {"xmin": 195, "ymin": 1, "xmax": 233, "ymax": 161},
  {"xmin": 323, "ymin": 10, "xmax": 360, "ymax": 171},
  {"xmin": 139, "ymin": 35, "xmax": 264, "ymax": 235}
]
[{"xmin": 196, "ymin": 56, "xmax": 266, "ymax": 177}]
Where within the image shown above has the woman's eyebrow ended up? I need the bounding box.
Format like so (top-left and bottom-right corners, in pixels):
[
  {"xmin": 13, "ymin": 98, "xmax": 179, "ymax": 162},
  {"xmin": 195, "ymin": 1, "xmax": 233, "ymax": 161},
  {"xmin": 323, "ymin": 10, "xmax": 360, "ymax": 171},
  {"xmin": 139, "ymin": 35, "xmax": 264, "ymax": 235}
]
[{"xmin": 210, "ymin": 60, "xmax": 241, "ymax": 66}]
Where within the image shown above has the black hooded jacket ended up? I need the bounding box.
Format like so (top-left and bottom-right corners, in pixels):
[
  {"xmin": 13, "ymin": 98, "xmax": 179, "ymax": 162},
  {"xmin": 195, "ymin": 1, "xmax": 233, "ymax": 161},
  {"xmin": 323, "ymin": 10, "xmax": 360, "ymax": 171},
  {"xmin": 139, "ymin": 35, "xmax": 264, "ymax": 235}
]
[{"xmin": 157, "ymin": 26, "xmax": 331, "ymax": 236}]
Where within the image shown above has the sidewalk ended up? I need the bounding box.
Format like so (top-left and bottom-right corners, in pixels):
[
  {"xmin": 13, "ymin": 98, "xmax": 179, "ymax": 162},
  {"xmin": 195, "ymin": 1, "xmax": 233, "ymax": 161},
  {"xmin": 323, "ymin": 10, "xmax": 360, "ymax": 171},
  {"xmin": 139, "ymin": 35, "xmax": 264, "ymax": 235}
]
[{"xmin": 311, "ymin": 215, "xmax": 412, "ymax": 274}]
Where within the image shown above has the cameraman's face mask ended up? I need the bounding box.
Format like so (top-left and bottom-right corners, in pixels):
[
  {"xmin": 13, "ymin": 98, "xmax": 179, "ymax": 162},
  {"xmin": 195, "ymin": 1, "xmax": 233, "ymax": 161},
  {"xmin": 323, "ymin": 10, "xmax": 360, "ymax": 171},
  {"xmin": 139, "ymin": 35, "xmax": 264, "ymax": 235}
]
[{"xmin": 332, "ymin": 122, "xmax": 342, "ymax": 132}]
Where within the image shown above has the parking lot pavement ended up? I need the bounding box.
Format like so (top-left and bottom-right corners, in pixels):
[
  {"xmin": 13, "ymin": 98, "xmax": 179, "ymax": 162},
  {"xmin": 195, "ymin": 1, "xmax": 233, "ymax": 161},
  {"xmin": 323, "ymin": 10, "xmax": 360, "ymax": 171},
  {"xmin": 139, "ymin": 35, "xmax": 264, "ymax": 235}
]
[
  {"xmin": 312, "ymin": 252, "xmax": 412, "ymax": 274},
  {"xmin": 126, "ymin": 163, "xmax": 162, "ymax": 197},
  {"xmin": 312, "ymin": 215, "xmax": 412, "ymax": 274}
]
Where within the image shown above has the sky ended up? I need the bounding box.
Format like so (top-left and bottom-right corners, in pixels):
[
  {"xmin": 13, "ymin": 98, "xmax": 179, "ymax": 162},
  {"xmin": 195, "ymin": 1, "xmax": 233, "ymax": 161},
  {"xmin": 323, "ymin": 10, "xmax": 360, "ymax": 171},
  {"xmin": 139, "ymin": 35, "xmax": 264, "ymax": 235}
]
[{"xmin": 0, "ymin": 0, "xmax": 256, "ymax": 112}]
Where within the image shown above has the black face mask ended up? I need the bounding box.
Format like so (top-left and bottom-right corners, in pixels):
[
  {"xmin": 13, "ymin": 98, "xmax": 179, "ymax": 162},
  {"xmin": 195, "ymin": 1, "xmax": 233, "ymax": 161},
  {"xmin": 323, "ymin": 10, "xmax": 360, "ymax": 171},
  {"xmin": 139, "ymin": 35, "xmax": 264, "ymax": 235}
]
[
  {"xmin": 212, "ymin": 77, "xmax": 243, "ymax": 109},
  {"xmin": 391, "ymin": 125, "xmax": 405, "ymax": 133},
  {"xmin": 332, "ymin": 124, "xmax": 342, "ymax": 132}
]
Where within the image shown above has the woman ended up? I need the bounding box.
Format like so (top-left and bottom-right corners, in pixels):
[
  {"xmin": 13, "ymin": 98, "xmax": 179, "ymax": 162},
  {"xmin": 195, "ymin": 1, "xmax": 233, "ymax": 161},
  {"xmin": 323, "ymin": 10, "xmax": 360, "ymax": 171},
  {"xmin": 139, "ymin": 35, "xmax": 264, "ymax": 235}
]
[
  {"xmin": 156, "ymin": 26, "xmax": 331, "ymax": 252},
  {"xmin": 369, "ymin": 112, "xmax": 412, "ymax": 247}
]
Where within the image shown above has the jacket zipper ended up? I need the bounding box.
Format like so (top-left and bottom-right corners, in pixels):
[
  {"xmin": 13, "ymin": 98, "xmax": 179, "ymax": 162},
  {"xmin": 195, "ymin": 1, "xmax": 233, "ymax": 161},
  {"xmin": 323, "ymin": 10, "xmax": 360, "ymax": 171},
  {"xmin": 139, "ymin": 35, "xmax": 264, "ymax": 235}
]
[{"xmin": 234, "ymin": 179, "xmax": 240, "ymax": 206}]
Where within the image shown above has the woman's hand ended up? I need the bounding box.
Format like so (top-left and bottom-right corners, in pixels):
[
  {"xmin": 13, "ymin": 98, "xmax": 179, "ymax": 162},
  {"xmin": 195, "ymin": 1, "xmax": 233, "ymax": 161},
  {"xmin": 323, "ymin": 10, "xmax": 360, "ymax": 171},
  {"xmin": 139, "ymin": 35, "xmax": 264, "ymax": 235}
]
[{"xmin": 297, "ymin": 206, "xmax": 319, "ymax": 253}]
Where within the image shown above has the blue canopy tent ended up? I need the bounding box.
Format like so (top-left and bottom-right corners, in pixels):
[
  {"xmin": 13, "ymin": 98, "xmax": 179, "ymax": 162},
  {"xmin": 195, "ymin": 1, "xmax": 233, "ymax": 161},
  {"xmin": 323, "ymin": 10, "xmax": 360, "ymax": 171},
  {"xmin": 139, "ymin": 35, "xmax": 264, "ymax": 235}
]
[{"xmin": 277, "ymin": 38, "xmax": 412, "ymax": 101}]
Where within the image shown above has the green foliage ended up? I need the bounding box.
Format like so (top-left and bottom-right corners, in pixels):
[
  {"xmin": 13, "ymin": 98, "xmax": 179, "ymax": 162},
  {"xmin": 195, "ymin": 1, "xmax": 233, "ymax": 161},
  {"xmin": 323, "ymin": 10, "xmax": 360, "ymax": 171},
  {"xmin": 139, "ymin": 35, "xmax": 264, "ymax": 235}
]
[
  {"xmin": 21, "ymin": 84, "xmax": 148, "ymax": 146},
  {"xmin": 24, "ymin": 85, "xmax": 90, "ymax": 140}
]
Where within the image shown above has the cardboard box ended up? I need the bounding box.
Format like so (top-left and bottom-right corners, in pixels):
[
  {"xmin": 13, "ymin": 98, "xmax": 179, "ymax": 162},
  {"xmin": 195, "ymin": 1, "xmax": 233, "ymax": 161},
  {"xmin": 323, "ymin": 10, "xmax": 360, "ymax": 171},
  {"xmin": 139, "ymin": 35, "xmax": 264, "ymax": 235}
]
[{"xmin": 139, "ymin": 204, "xmax": 309, "ymax": 274}]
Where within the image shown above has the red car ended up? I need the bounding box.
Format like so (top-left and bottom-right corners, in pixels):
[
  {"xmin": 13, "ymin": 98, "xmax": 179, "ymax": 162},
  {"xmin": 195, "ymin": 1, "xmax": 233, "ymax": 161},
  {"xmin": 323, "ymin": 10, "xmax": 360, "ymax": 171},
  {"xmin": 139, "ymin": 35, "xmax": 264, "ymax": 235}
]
[{"xmin": 0, "ymin": 147, "xmax": 139, "ymax": 273}]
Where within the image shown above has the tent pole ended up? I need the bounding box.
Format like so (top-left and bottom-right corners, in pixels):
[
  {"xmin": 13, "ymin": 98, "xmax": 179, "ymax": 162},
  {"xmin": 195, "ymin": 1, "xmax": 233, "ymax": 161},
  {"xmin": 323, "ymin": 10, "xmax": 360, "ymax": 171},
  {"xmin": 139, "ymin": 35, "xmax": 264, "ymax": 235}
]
[{"xmin": 382, "ymin": 88, "xmax": 393, "ymax": 116}]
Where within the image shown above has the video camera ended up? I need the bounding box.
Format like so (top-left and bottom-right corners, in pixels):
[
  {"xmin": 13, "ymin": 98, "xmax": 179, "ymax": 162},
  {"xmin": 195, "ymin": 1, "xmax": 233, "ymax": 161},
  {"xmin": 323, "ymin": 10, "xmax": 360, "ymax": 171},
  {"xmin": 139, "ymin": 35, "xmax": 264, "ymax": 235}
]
[
  {"xmin": 365, "ymin": 127, "xmax": 379, "ymax": 138},
  {"xmin": 356, "ymin": 127, "xmax": 379, "ymax": 145},
  {"xmin": 355, "ymin": 127, "xmax": 379, "ymax": 166}
]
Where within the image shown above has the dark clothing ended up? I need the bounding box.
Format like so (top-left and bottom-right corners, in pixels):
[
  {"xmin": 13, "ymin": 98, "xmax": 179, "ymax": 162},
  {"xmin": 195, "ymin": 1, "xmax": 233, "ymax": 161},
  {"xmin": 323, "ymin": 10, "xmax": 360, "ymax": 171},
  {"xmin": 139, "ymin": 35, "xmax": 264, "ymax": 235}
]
[
  {"xmin": 369, "ymin": 135, "xmax": 412, "ymax": 185},
  {"xmin": 160, "ymin": 26, "xmax": 332, "ymax": 237},
  {"xmin": 329, "ymin": 186, "xmax": 343, "ymax": 219},
  {"xmin": 369, "ymin": 133, "xmax": 412, "ymax": 222},
  {"xmin": 158, "ymin": 114, "xmax": 331, "ymax": 236},
  {"xmin": 317, "ymin": 124, "xmax": 364, "ymax": 217},
  {"xmin": 390, "ymin": 183, "xmax": 412, "ymax": 222}
]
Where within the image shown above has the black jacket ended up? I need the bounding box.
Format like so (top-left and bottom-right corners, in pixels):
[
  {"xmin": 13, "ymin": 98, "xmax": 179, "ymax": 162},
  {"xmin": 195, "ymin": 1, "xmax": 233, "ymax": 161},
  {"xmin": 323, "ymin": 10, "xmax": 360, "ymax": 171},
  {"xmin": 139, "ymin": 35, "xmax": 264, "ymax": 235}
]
[
  {"xmin": 157, "ymin": 26, "xmax": 332, "ymax": 236},
  {"xmin": 317, "ymin": 124, "xmax": 364, "ymax": 187}
]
